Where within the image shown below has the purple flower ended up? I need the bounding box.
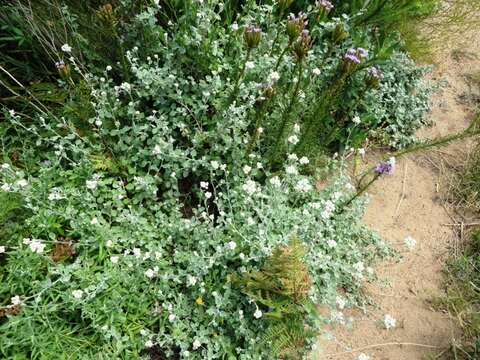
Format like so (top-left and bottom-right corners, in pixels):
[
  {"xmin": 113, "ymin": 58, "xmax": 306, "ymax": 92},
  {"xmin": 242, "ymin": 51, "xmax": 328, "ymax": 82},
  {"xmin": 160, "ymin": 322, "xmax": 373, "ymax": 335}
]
[
  {"xmin": 375, "ymin": 157, "xmax": 396, "ymax": 175},
  {"xmin": 286, "ymin": 12, "xmax": 308, "ymax": 42},
  {"xmin": 369, "ymin": 66, "xmax": 384, "ymax": 80},
  {"xmin": 344, "ymin": 53, "xmax": 361, "ymax": 64},
  {"xmin": 344, "ymin": 48, "xmax": 368, "ymax": 64},
  {"xmin": 316, "ymin": 0, "xmax": 334, "ymax": 11},
  {"xmin": 357, "ymin": 48, "xmax": 368, "ymax": 58}
]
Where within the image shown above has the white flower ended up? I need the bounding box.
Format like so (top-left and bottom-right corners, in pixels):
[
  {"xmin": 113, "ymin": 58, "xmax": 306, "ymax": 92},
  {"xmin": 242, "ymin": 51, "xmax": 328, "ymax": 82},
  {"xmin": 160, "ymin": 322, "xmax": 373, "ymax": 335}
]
[
  {"xmin": 205, "ymin": 191, "xmax": 212, "ymax": 199},
  {"xmin": 228, "ymin": 241, "xmax": 237, "ymax": 250},
  {"xmin": 293, "ymin": 123, "xmax": 301, "ymax": 133},
  {"xmin": 110, "ymin": 256, "xmax": 119, "ymax": 264},
  {"xmin": 268, "ymin": 71, "xmax": 280, "ymax": 83},
  {"xmin": 200, "ymin": 181, "xmax": 209, "ymax": 189},
  {"xmin": 90, "ymin": 217, "xmax": 99, "ymax": 225},
  {"xmin": 353, "ymin": 261, "xmax": 365, "ymax": 273},
  {"xmin": 288, "ymin": 135, "xmax": 299, "ymax": 145},
  {"xmin": 404, "ymin": 236, "xmax": 417, "ymax": 251},
  {"xmin": 106, "ymin": 65, "xmax": 112, "ymax": 71},
  {"xmin": 120, "ymin": 82, "xmax": 131, "ymax": 92},
  {"xmin": 1, "ymin": 183, "xmax": 12, "ymax": 192},
  {"xmin": 72, "ymin": 289, "xmax": 84, "ymax": 299},
  {"xmin": 11, "ymin": 295, "xmax": 21, "ymax": 305},
  {"xmin": 285, "ymin": 165, "xmax": 298, "ymax": 175},
  {"xmin": 152, "ymin": 144, "xmax": 162, "ymax": 155},
  {"xmin": 257, "ymin": 127, "xmax": 264, "ymax": 134},
  {"xmin": 210, "ymin": 160, "xmax": 220, "ymax": 170},
  {"xmin": 168, "ymin": 314, "xmax": 176, "ymax": 322},
  {"xmin": 145, "ymin": 340, "xmax": 154, "ymax": 348},
  {"xmin": 327, "ymin": 239, "xmax": 337, "ymax": 248},
  {"xmin": 312, "ymin": 68, "xmax": 321, "ymax": 76},
  {"xmin": 253, "ymin": 308, "xmax": 263, "ymax": 319},
  {"xmin": 23, "ymin": 238, "xmax": 31, "ymax": 245},
  {"xmin": 357, "ymin": 353, "xmax": 370, "ymax": 360},
  {"xmin": 269, "ymin": 176, "xmax": 281, "ymax": 187},
  {"xmin": 299, "ymin": 156, "xmax": 309, "ymax": 165},
  {"xmin": 295, "ymin": 179, "xmax": 312, "ymax": 192},
  {"xmin": 106, "ymin": 240, "xmax": 114, "ymax": 248},
  {"xmin": 0, "ymin": 245, "xmax": 5, "ymax": 253},
  {"xmin": 145, "ymin": 268, "xmax": 155, "ymax": 279},
  {"xmin": 336, "ymin": 296, "xmax": 346, "ymax": 310},
  {"xmin": 193, "ymin": 339, "xmax": 202, "ymax": 350},
  {"xmin": 243, "ymin": 165, "xmax": 252, "ymax": 174},
  {"xmin": 29, "ymin": 239, "xmax": 46, "ymax": 254},
  {"xmin": 61, "ymin": 43, "xmax": 72, "ymax": 53},
  {"xmin": 133, "ymin": 248, "xmax": 142, "ymax": 258},
  {"xmin": 245, "ymin": 61, "xmax": 255, "ymax": 70},
  {"xmin": 187, "ymin": 275, "xmax": 198, "ymax": 287},
  {"xmin": 231, "ymin": 23, "xmax": 239, "ymax": 31},
  {"xmin": 358, "ymin": 148, "xmax": 366, "ymax": 156},
  {"xmin": 388, "ymin": 156, "xmax": 396, "ymax": 171},
  {"xmin": 1, "ymin": 163, "xmax": 10, "ymax": 169},
  {"xmin": 86, "ymin": 179, "xmax": 98, "ymax": 190},
  {"xmin": 384, "ymin": 314, "xmax": 397, "ymax": 329},
  {"xmin": 242, "ymin": 180, "xmax": 258, "ymax": 195},
  {"xmin": 15, "ymin": 179, "xmax": 28, "ymax": 187},
  {"xmin": 352, "ymin": 115, "xmax": 361, "ymax": 124},
  {"xmin": 288, "ymin": 153, "xmax": 298, "ymax": 161},
  {"xmin": 48, "ymin": 191, "xmax": 64, "ymax": 201}
]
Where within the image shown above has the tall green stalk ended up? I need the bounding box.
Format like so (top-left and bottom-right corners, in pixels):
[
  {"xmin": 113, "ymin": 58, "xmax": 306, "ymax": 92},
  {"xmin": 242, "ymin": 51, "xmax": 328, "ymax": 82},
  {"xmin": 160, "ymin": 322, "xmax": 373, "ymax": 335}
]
[{"xmin": 269, "ymin": 61, "xmax": 303, "ymax": 165}]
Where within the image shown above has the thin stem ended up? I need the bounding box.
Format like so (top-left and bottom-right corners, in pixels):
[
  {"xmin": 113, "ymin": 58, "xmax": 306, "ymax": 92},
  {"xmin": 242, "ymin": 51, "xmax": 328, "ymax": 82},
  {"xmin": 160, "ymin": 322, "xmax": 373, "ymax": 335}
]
[
  {"xmin": 270, "ymin": 61, "xmax": 303, "ymax": 164},
  {"xmin": 230, "ymin": 48, "xmax": 252, "ymax": 104},
  {"xmin": 340, "ymin": 173, "xmax": 381, "ymax": 212},
  {"xmin": 274, "ymin": 44, "xmax": 291, "ymax": 72}
]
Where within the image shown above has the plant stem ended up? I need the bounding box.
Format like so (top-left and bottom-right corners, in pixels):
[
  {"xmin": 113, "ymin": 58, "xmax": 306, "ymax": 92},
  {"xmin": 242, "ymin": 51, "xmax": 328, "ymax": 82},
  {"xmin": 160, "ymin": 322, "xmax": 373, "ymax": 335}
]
[
  {"xmin": 230, "ymin": 48, "xmax": 252, "ymax": 104},
  {"xmin": 269, "ymin": 61, "xmax": 303, "ymax": 165},
  {"xmin": 274, "ymin": 44, "xmax": 291, "ymax": 72}
]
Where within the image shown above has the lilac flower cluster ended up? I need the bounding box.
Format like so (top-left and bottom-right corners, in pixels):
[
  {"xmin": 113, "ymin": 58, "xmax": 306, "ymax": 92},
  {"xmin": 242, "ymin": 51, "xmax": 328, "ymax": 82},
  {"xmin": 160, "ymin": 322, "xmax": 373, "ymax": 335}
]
[
  {"xmin": 244, "ymin": 26, "xmax": 262, "ymax": 49},
  {"xmin": 286, "ymin": 12, "xmax": 308, "ymax": 42},
  {"xmin": 375, "ymin": 157, "xmax": 396, "ymax": 175},
  {"xmin": 369, "ymin": 66, "xmax": 384, "ymax": 80},
  {"xmin": 344, "ymin": 48, "xmax": 368, "ymax": 64},
  {"xmin": 316, "ymin": 0, "xmax": 334, "ymax": 11},
  {"xmin": 293, "ymin": 29, "xmax": 312, "ymax": 61}
]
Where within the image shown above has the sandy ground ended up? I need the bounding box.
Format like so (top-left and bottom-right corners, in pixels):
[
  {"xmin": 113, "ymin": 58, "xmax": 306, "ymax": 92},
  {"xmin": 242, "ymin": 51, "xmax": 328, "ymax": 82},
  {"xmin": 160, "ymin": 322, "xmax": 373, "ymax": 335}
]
[{"xmin": 314, "ymin": 31, "xmax": 480, "ymax": 360}]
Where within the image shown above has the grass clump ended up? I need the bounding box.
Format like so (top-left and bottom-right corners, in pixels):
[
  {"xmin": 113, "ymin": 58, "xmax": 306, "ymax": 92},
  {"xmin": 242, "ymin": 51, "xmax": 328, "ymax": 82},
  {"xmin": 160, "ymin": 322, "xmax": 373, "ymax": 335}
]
[{"xmin": 436, "ymin": 229, "xmax": 480, "ymax": 359}]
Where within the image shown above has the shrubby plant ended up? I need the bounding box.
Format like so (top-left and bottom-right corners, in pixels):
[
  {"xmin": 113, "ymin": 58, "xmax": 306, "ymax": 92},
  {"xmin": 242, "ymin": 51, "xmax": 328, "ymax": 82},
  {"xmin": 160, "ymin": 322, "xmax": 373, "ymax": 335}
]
[
  {"xmin": 0, "ymin": 142, "xmax": 389, "ymax": 358},
  {"xmin": 0, "ymin": 0, "xmax": 438, "ymax": 358},
  {"xmin": 363, "ymin": 53, "xmax": 441, "ymax": 148}
]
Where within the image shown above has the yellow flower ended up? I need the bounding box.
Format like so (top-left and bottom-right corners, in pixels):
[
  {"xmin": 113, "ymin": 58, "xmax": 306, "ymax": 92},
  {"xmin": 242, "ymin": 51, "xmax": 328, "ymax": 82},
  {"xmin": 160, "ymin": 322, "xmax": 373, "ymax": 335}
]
[{"xmin": 195, "ymin": 297, "xmax": 204, "ymax": 305}]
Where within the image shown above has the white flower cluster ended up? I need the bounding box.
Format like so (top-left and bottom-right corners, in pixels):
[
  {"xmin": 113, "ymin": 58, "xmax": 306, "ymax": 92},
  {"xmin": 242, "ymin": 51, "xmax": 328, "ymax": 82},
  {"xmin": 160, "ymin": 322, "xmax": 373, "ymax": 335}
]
[
  {"xmin": 23, "ymin": 238, "xmax": 46, "ymax": 254},
  {"xmin": 384, "ymin": 314, "xmax": 397, "ymax": 329}
]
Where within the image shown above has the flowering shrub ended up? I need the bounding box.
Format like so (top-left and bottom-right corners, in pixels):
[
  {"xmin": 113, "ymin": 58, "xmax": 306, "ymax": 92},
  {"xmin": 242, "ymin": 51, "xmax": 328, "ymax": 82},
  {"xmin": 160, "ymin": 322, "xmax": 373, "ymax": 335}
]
[
  {"xmin": 0, "ymin": 147, "xmax": 389, "ymax": 358},
  {"xmin": 0, "ymin": 0, "xmax": 435, "ymax": 358}
]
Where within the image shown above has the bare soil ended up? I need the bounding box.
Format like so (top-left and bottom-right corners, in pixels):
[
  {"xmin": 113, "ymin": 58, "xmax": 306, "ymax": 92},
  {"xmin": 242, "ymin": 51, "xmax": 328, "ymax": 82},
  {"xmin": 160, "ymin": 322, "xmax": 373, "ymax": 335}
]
[{"xmin": 314, "ymin": 32, "xmax": 480, "ymax": 360}]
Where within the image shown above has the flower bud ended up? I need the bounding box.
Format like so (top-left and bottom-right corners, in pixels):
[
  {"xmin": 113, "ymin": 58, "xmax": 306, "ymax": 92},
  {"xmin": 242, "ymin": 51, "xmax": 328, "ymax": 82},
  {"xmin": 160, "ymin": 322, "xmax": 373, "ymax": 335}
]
[
  {"xmin": 316, "ymin": 0, "xmax": 334, "ymax": 21},
  {"xmin": 278, "ymin": 0, "xmax": 294, "ymax": 11},
  {"xmin": 331, "ymin": 23, "xmax": 348, "ymax": 44},
  {"xmin": 97, "ymin": 4, "xmax": 117, "ymax": 28},
  {"xmin": 244, "ymin": 26, "xmax": 262, "ymax": 49},
  {"xmin": 55, "ymin": 60, "xmax": 71, "ymax": 79},
  {"xmin": 292, "ymin": 30, "xmax": 312, "ymax": 61},
  {"xmin": 286, "ymin": 13, "xmax": 308, "ymax": 43}
]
